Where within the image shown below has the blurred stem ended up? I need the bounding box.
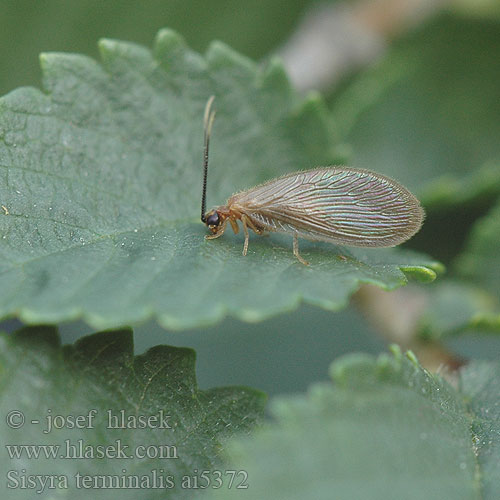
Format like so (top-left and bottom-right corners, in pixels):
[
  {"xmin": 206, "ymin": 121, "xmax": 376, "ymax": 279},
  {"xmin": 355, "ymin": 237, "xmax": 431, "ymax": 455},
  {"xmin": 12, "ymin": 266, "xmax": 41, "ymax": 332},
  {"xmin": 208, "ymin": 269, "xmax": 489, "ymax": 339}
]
[
  {"xmin": 278, "ymin": 0, "xmax": 450, "ymax": 92},
  {"xmin": 354, "ymin": 285, "xmax": 464, "ymax": 376},
  {"xmin": 353, "ymin": 0, "xmax": 450, "ymax": 37}
]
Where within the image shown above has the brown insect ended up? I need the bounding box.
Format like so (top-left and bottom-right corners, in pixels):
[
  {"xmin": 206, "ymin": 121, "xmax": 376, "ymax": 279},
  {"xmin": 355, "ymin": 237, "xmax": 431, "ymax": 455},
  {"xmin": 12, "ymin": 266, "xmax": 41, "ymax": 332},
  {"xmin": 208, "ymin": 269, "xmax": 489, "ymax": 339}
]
[{"xmin": 201, "ymin": 96, "xmax": 424, "ymax": 265}]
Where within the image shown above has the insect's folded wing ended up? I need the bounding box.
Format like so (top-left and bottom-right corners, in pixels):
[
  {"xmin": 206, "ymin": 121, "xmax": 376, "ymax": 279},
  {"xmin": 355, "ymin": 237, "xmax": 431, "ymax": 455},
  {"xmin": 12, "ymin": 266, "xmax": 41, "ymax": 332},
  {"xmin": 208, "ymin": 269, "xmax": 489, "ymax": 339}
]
[{"xmin": 235, "ymin": 168, "xmax": 424, "ymax": 248}]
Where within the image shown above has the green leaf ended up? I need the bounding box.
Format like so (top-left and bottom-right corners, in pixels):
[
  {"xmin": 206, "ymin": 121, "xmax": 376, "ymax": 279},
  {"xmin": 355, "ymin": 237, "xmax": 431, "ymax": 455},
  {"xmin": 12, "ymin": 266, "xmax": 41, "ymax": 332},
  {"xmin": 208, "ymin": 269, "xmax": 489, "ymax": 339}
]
[
  {"xmin": 133, "ymin": 304, "xmax": 389, "ymax": 397},
  {"xmin": 211, "ymin": 347, "xmax": 499, "ymax": 500},
  {"xmin": 331, "ymin": 14, "xmax": 500, "ymax": 208},
  {"xmin": 0, "ymin": 326, "xmax": 265, "ymax": 499},
  {"xmin": 417, "ymin": 280, "xmax": 500, "ymax": 339},
  {"xmin": 453, "ymin": 0, "xmax": 500, "ymax": 20},
  {"xmin": 460, "ymin": 361, "xmax": 500, "ymax": 499},
  {"xmin": 0, "ymin": 0, "xmax": 316, "ymax": 96},
  {"xmin": 456, "ymin": 200, "xmax": 500, "ymax": 298},
  {"xmin": 0, "ymin": 30, "xmax": 439, "ymax": 329}
]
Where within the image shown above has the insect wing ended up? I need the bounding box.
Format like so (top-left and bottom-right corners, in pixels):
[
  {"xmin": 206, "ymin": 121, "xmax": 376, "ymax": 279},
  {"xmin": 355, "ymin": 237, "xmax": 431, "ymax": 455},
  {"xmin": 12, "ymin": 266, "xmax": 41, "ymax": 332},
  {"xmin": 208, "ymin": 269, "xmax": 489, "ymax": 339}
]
[{"xmin": 230, "ymin": 167, "xmax": 424, "ymax": 247}]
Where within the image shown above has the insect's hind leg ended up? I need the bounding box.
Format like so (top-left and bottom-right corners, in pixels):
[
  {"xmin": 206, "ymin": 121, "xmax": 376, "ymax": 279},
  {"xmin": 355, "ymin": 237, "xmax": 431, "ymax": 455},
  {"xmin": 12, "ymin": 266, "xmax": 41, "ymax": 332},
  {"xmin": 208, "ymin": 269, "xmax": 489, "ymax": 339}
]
[{"xmin": 293, "ymin": 233, "xmax": 309, "ymax": 266}]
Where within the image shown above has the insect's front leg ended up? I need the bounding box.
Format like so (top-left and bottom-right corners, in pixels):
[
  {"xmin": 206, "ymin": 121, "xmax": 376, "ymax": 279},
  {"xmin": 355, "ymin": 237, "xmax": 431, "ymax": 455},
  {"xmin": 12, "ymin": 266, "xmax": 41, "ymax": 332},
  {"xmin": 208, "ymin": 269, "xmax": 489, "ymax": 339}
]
[
  {"xmin": 240, "ymin": 215, "xmax": 266, "ymax": 256},
  {"xmin": 229, "ymin": 218, "xmax": 239, "ymax": 234}
]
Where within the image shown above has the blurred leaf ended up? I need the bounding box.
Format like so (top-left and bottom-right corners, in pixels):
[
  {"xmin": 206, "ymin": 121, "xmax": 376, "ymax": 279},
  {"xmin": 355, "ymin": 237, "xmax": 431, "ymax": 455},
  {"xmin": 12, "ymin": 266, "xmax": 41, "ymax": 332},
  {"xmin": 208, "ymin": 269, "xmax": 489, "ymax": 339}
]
[
  {"xmin": 129, "ymin": 305, "xmax": 388, "ymax": 396},
  {"xmin": 332, "ymin": 14, "xmax": 500, "ymax": 208},
  {"xmin": 211, "ymin": 347, "xmax": 499, "ymax": 500},
  {"xmin": 0, "ymin": 30, "xmax": 439, "ymax": 330},
  {"xmin": 0, "ymin": 326, "xmax": 265, "ymax": 499},
  {"xmin": 0, "ymin": 0, "xmax": 315, "ymax": 95},
  {"xmin": 453, "ymin": 0, "xmax": 500, "ymax": 20},
  {"xmin": 459, "ymin": 361, "xmax": 500, "ymax": 500},
  {"xmin": 417, "ymin": 281, "xmax": 500, "ymax": 339},
  {"xmin": 455, "ymin": 200, "xmax": 500, "ymax": 297}
]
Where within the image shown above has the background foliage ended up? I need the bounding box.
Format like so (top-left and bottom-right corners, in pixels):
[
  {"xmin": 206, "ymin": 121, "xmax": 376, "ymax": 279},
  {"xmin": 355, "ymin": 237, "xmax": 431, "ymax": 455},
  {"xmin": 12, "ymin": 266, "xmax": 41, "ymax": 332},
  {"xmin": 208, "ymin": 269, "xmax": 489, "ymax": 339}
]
[{"xmin": 0, "ymin": 0, "xmax": 499, "ymax": 498}]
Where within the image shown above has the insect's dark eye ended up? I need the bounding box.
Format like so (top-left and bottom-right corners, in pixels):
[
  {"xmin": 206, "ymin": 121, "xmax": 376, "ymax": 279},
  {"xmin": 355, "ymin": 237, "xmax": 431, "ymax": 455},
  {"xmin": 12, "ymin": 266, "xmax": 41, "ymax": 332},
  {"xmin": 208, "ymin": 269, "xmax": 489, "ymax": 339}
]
[{"xmin": 206, "ymin": 212, "xmax": 220, "ymax": 226}]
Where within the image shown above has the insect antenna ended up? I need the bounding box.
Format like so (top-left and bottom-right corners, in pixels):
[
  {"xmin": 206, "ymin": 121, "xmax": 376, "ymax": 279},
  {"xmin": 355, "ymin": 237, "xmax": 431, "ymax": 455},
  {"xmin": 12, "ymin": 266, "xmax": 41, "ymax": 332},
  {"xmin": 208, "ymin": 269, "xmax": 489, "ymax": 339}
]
[{"xmin": 201, "ymin": 95, "xmax": 216, "ymax": 223}]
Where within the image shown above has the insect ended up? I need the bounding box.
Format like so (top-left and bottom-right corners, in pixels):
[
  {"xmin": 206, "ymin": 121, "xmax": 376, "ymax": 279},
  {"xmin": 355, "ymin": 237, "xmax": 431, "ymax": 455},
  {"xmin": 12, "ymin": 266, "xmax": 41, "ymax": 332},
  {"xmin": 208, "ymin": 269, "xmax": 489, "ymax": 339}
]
[{"xmin": 201, "ymin": 96, "xmax": 424, "ymax": 265}]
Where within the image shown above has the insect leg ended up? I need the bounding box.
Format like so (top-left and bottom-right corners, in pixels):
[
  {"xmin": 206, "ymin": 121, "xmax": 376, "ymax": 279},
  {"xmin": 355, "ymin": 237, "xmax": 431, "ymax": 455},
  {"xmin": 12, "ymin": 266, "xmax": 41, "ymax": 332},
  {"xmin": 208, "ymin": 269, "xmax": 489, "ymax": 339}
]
[
  {"xmin": 229, "ymin": 217, "xmax": 239, "ymax": 234},
  {"xmin": 241, "ymin": 216, "xmax": 250, "ymax": 256},
  {"xmin": 293, "ymin": 233, "xmax": 309, "ymax": 266}
]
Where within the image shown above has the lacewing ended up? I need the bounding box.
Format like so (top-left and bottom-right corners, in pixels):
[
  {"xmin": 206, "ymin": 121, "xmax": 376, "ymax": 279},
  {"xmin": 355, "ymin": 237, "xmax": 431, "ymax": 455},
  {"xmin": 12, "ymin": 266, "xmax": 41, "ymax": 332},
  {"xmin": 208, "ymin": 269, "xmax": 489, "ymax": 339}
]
[{"xmin": 200, "ymin": 96, "xmax": 424, "ymax": 265}]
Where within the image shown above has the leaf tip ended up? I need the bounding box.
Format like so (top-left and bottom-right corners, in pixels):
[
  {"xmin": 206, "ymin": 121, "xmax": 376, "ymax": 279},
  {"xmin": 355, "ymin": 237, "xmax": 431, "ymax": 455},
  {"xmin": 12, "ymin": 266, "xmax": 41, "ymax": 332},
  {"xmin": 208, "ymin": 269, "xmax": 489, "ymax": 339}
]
[
  {"xmin": 375, "ymin": 352, "xmax": 394, "ymax": 371},
  {"xmin": 38, "ymin": 51, "xmax": 66, "ymax": 74},
  {"xmin": 154, "ymin": 28, "xmax": 187, "ymax": 55},
  {"xmin": 328, "ymin": 352, "xmax": 376, "ymax": 385},
  {"xmin": 97, "ymin": 38, "xmax": 124, "ymax": 67},
  {"xmin": 289, "ymin": 89, "xmax": 342, "ymax": 162},
  {"xmin": 388, "ymin": 343, "xmax": 402, "ymax": 358},
  {"xmin": 98, "ymin": 38, "xmax": 140, "ymax": 65},
  {"xmin": 259, "ymin": 57, "xmax": 291, "ymax": 92},
  {"xmin": 38, "ymin": 52, "xmax": 50, "ymax": 67},
  {"xmin": 206, "ymin": 40, "xmax": 255, "ymax": 74},
  {"xmin": 294, "ymin": 90, "xmax": 329, "ymax": 118},
  {"xmin": 405, "ymin": 349, "xmax": 420, "ymax": 368},
  {"xmin": 97, "ymin": 37, "xmax": 150, "ymax": 66},
  {"xmin": 97, "ymin": 38, "xmax": 117, "ymax": 55},
  {"xmin": 400, "ymin": 265, "xmax": 440, "ymax": 283}
]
